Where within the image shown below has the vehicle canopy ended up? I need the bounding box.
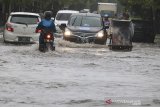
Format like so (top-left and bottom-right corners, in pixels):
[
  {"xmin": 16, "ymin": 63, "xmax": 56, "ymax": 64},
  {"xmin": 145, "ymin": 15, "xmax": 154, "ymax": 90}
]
[
  {"xmin": 55, "ymin": 10, "xmax": 79, "ymax": 26},
  {"xmin": 111, "ymin": 19, "xmax": 133, "ymax": 46}
]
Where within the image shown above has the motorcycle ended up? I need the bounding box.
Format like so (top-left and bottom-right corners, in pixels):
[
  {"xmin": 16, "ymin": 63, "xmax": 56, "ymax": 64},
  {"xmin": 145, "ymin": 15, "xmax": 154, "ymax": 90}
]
[{"xmin": 38, "ymin": 29, "xmax": 55, "ymax": 52}]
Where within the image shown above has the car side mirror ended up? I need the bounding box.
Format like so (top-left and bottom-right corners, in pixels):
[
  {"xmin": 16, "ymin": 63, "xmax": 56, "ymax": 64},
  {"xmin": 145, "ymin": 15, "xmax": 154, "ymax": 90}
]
[
  {"xmin": 59, "ymin": 23, "xmax": 66, "ymax": 31},
  {"xmin": 51, "ymin": 17, "xmax": 54, "ymax": 21}
]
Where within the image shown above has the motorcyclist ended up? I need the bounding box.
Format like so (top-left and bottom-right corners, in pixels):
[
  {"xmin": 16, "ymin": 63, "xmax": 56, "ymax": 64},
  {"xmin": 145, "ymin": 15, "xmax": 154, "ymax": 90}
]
[
  {"xmin": 122, "ymin": 11, "xmax": 130, "ymax": 20},
  {"xmin": 103, "ymin": 14, "xmax": 110, "ymax": 28},
  {"xmin": 36, "ymin": 11, "xmax": 56, "ymax": 51},
  {"xmin": 102, "ymin": 14, "xmax": 111, "ymax": 41}
]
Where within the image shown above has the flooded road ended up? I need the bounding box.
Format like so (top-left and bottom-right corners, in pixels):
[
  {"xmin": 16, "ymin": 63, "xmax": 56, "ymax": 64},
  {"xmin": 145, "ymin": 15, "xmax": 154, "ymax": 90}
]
[{"xmin": 0, "ymin": 35, "xmax": 160, "ymax": 107}]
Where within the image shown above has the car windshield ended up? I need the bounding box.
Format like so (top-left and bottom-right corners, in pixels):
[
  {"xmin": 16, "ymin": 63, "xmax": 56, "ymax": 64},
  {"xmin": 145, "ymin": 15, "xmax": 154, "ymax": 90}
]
[
  {"xmin": 56, "ymin": 13, "xmax": 72, "ymax": 21},
  {"xmin": 10, "ymin": 15, "xmax": 39, "ymax": 24},
  {"xmin": 69, "ymin": 16, "xmax": 102, "ymax": 27}
]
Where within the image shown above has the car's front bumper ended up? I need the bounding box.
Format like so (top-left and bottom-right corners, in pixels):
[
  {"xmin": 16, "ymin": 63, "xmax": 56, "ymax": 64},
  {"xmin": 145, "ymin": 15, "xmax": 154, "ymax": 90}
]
[{"xmin": 64, "ymin": 34, "xmax": 106, "ymax": 43}]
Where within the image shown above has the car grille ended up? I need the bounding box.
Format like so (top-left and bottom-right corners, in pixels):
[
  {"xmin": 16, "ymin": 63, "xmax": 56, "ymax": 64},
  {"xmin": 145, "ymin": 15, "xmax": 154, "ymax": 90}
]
[{"xmin": 73, "ymin": 32, "xmax": 96, "ymax": 37}]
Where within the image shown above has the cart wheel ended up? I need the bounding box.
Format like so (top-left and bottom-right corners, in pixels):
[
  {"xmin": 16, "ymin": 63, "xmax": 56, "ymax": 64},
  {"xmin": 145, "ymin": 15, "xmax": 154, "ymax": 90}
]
[
  {"xmin": 51, "ymin": 46, "xmax": 55, "ymax": 51},
  {"xmin": 128, "ymin": 48, "xmax": 132, "ymax": 51},
  {"xmin": 109, "ymin": 46, "xmax": 112, "ymax": 50}
]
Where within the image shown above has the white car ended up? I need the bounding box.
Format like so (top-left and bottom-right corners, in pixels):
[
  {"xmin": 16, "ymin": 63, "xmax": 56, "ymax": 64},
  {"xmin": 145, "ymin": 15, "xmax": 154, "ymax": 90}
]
[
  {"xmin": 3, "ymin": 12, "xmax": 41, "ymax": 43},
  {"xmin": 54, "ymin": 10, "xmax": 79, "ymax": 37}
]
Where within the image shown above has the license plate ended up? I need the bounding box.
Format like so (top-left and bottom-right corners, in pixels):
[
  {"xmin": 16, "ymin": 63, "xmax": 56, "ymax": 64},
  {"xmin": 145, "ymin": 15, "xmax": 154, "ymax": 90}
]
[
  {"xmin": 81, "ymin": 37, "xmax": 89, "ymax": 43},
  {"xmin": 18, "ymin": 37, "xmax": 30, "ymax": 42},
  {"xmin": 44, "ymin": 39, "xmax": 53, "ymax": 42}
]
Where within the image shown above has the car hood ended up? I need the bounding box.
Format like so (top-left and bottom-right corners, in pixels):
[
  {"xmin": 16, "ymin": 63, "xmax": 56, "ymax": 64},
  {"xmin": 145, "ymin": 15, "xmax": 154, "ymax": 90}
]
[
  {"xmin": 67, "ymin": 26, "xmax": 102, "ymax": 33},
  {"xmin": 55, "ymin": 20, "xmax": 68, "ymax": 26}
]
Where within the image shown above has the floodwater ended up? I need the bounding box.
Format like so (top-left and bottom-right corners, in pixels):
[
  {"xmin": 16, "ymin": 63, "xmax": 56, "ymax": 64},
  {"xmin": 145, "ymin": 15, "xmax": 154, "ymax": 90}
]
[{"xmin": 0, "ymin": 35, "xmax": 160, "ymax": 107}]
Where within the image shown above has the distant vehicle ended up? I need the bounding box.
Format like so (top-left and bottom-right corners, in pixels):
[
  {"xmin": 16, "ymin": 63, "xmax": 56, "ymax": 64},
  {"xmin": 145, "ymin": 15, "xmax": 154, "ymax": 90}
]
[
  {"xmin": 3, "ymin": 12, "xmax": 41, "ymax": 43},
  {"xmin": 60, "ymin": 13, "xmax": 107, "ymax": 44},
  {"xmin": 98, "ymin": 2, "xmax": 117, "ymax": 18},
  {"xmin": 54, "ymin": 10, "xmax": 79, "ymax": 36},
  {"xmin": 80, "ymin": 9, "xmax": 90, "ymax": 13}
]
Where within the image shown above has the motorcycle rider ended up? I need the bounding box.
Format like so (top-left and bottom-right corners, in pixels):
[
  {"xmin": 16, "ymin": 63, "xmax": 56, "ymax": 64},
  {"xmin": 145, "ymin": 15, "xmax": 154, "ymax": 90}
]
[
  {"xmin": 103, "ymin": 14, "xmax": 110, "ymax": 28},
  {"xmin": 102, "ymin": 14, "xmax": 111, "ymax": 40},
  {"xmin": 36, "ymin": 11, "xmax": 56, "ymax": 51}
]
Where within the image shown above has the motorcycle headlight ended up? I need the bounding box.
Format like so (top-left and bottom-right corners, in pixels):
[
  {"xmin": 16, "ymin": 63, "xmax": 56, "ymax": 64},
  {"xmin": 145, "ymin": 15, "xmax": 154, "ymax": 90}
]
[
  {"xmin": 64, "ymin": 28, "xmax": 72, "ymax": 37},
  {"xmin": 97, "ymin": 30, "xmax": 104, "ymax": 38}
]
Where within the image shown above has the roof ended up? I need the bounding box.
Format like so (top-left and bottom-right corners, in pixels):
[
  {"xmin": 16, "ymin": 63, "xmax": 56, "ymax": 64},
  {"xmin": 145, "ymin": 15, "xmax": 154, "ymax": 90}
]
[
  {"xmin": 112, "ymin": 19, "xmax": 131, "ymax": 22},
  {"xmin": 98, "ymin": 2, "xmax": 117, "ymax": 6},
  {"xmin": 71, "ymin": 13, "xmax": 101, "ymax": 17},
  {"xmin": 57, "ymin": 10, "xmax": 79, "ymax": 13},
  {"xmin": 10, "ymin": 12, "xmax": 40, "ymax": 16}
]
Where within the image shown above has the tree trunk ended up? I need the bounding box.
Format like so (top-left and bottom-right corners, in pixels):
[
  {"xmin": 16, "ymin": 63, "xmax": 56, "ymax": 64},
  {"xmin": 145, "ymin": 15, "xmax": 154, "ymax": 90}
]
[
  {"xmin": 9, "ymin": 1, "xmax": 12, "ymax": 13},
  {"xmin": 2, "ymin": 1, "xmax": 5, "ymax": 14}
]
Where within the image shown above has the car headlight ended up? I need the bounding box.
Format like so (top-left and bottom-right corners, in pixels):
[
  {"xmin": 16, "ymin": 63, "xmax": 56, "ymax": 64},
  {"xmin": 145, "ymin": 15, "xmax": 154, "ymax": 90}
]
[
  {"xmin": 64, "ymin": 28, "xmax": 72, "ymax": 37},
  {"xmin": 55, "ymin": 23, "xmax": 58, "ymax": 26},
  {"xmin": 97, "ymin": 30, "xmax": 104, "ymax": 38}
]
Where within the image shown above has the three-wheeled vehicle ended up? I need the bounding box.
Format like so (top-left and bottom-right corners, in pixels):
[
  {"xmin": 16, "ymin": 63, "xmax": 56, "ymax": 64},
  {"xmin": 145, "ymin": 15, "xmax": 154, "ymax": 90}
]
[{"xmin": 109, "ymin": 19, "xmax": 133, "ymax": 51}]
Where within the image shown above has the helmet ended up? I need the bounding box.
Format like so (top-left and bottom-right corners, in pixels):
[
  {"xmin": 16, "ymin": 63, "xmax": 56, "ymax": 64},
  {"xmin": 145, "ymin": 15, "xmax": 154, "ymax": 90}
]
[
  {"xmin": 104, "ymin": 14, "xmax": 109, "ymax": 18},
  {"xmin": 44, "ymin": 11, "xmax": 52, "ymax": 20}
]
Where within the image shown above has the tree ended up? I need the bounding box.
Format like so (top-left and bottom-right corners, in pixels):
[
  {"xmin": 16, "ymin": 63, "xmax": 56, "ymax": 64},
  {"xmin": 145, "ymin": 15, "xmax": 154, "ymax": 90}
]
[
  {"xmin": 0, "ymin": 0, "xmax": 119, "ymax": 23},
  {"xmin": 117, "ymin": 0, "xmax": 160, "ymax": 19}
]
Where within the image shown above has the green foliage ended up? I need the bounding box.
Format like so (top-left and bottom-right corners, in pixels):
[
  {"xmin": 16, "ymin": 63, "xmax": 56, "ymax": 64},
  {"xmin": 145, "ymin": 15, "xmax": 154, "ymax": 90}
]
[
  {"xmin": 117, "ymin": 0, "xmax": 160, "ymax": 20},
  {"xmin": 0, "ymin": 0, "xmax": 120, "ymax": 16},
  {"xmin": 118, "ymin": 0, "xmax": 160, "ymax": 9}
]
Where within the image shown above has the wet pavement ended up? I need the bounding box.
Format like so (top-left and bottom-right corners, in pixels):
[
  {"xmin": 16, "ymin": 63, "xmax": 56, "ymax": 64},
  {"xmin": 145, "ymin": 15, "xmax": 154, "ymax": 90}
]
[{"xmin": 0, "ymin": 35, "xmax": 160, "ymax": 107}]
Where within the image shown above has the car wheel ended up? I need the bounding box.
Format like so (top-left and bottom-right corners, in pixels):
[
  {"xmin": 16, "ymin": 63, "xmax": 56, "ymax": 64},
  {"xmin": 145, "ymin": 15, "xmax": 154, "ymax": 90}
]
[
  {"xmin": 109, "ymin": 46, "xmax": 112, "ymax": 50},
  {"xmin": 63, "ymin": 36, "xmax": 68, "ymax": 41},
  {"xmin": 128, "ymin": 48, "xmax": 132, "ymax": 51},
  {"xmin": 102, "ymin": 41, "xmax": 106, "ymax": 45},
  {"xmin": 96, "ymin": 41, "xmax": 106, "ymax": 45},
  {"xmin": 148, "ymin": 34, "xmax": 155, "ymax": 43}
]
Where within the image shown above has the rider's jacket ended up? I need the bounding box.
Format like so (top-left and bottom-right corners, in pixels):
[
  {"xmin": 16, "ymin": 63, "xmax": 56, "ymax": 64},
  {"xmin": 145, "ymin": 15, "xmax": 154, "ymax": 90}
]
[{"xmin": 37, "ymin": 19, "xmax": 56, "ymax": 32}]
